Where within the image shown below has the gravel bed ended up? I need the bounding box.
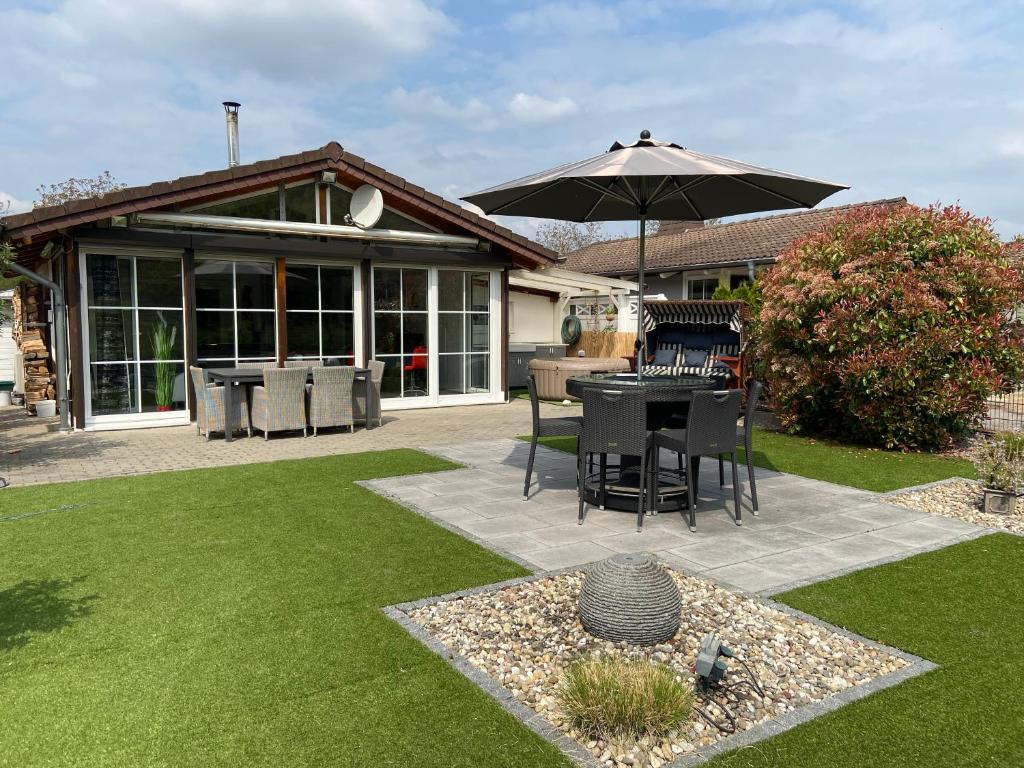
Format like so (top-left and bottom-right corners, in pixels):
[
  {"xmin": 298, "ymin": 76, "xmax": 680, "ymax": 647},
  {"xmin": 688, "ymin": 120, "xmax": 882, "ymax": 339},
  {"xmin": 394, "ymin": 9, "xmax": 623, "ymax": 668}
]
[
  {"xmin": 405, "ymin": 567, "xmax": 907, "ymax": 768},
  {"xmin": 889, "ymin": 478, "xmax": 1024, "ymax": 535}
]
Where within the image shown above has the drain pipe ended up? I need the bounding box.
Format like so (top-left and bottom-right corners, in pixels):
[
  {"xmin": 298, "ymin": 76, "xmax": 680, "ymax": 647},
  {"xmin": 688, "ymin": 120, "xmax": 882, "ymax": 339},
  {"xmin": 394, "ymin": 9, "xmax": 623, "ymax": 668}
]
[{"xmin": 6, "ymin": 258, "xmax": 71, "ymax": 433}]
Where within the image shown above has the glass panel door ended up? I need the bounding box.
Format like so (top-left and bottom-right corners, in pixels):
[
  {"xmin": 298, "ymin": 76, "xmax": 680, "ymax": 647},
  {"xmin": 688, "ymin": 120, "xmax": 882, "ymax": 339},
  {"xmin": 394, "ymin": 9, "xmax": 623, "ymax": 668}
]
[
  {"xmin": 437, "ymin": 270, "xmax": 490, "ymax": 395},
  {"xmin": 84, "ymin": 254, "xmax": 185, "ymax": 419},
  {"xmin": 373, "ymin": 267, "xmax": 429, "ymax": 399},
  {"xmin": 285, "ymin": 264, "xmax": 356, "ymax": 365},
  {"xmin": 195, "ymin": 259, "xmax": 276, "ymax": 365}
]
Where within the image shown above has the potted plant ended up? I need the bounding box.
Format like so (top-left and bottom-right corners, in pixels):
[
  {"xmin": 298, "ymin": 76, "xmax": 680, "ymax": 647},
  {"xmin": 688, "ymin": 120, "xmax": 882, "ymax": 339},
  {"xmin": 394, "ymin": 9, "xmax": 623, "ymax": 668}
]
[
  {"xmin": 604, "ymin": 305, "xmax": 617, "ymax": 322},
  {"xmin": 149, "ymin": 313, "xmax": 178, "ymax": 412},
  {"xmin": 974, "ymin": 435, "xmax": 1024, "ymax": 514}
]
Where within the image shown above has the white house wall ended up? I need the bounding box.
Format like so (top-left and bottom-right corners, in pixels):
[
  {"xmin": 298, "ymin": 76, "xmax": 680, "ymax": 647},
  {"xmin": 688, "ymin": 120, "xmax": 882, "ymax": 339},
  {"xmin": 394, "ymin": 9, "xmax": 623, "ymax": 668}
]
[{"xmin": 509, "ymin": 290, "xmax": 558, "ymax": 343}]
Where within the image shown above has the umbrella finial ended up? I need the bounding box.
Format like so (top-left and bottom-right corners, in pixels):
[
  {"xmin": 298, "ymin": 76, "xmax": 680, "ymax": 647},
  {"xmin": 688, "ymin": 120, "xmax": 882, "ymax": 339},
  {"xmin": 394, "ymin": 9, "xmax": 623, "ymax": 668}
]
[{"xmin": 640, "ymin": 129, "xmax": 651, "ymax": 140}]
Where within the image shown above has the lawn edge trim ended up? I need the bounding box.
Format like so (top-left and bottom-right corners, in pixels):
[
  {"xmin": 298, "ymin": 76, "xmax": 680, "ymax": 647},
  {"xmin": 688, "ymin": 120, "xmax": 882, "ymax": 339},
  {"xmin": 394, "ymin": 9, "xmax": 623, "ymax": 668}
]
[
  {"xmin": 383, "ymin": 564, "xmax": 937, "ymax": 768},
  {"xmin": 878, "ymin": 475, "xmax": 975, "ymax": 497}
]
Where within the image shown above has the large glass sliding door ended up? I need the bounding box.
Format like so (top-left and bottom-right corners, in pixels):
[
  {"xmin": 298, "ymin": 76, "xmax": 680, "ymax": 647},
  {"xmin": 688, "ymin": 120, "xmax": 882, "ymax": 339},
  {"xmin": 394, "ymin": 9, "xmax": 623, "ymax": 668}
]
[
  {"xmin": 438, "ymin": 270, "xmax": 490, "ymax": 395},
  {"xmin": 195, "ymin": 259, "xmax": 276, "ymax": 365},
  {"xmin": 373, "ymin": 267, "xmax": 429, "ymax": 400},
  {"xmin": 83, "ymin": 253, "xmax": 186, "ymax": 423},
  {"xmin": 285, "ymin": 264, "xmax": 357, "ymax": 365},
  {"xmin": 372, "ymin": 265, "xmax": 499, "ymax": 406}
]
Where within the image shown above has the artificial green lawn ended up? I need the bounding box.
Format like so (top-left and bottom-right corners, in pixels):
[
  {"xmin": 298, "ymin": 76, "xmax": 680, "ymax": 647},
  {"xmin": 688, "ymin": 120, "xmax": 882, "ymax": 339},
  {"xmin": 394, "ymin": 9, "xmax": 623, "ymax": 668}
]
[
  {"xmin": 0, "ymin": 450, "xmax": 569, "ymax": 768},
  {"xmin": 4, "ymin": 449, "xmax": 1017, "ymax": 767},
  {"xmin": 526, "ymin": 427, "xmax": 975, "ymax": 492},
  {"xmin": 707, "ymin": 533, "xmax": 1024, "ymax": 768}
]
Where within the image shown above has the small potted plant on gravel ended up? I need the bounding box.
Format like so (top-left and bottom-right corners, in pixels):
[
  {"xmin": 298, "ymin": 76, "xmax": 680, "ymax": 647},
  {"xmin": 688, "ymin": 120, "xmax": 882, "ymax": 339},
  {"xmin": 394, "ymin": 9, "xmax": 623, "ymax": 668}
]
[{"xmin": 975, "ymin": 434, "xmax": 1024, "ymax": 514}]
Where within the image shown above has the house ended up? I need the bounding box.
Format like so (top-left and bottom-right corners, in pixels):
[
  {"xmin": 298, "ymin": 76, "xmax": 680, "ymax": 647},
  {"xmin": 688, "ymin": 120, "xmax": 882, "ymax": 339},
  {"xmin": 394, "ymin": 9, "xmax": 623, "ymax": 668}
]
[
  {"xmin": 0, "ymin": 139, "xmax": 562, "ymax": 430},
  {"xmin": 562, "ymin": 198, "xmax": 908, "ymax": 298}
]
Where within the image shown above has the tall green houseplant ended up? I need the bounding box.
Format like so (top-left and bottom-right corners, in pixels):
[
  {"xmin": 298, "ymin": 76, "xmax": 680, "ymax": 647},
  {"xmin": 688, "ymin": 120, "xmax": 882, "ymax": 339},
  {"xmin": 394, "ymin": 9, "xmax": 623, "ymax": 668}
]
[{"xmin": 149, "ymin": 313, "xmax": 178, "ymax": 411}]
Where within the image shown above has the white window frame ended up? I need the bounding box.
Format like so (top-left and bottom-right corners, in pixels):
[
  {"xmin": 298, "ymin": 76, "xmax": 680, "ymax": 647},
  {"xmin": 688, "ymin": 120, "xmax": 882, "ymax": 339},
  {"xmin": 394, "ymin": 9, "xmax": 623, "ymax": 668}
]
[
  {"xmin": 685, "ymin": 277, "xmax": 719, "ymax": 300},
  {"xmin": 194, "ymin": 253, "xmax": 278, "ymax": 366},
  {"xmin": 283, "ymin": 259, "xmax": 363, "ymax": 367},
  {"xmin": 79, "ymin": 245, "xmax": 190, "ymax": 431},
  {"xmin": 371, "ymin": 264, "xmax": 503, "ymax": 410}
]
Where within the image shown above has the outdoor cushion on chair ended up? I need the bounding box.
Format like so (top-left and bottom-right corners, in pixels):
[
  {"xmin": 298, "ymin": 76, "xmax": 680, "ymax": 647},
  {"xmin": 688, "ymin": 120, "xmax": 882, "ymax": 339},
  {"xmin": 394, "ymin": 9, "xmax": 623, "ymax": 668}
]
[
  {"xmin": 652, "ymin": 347, "xmax": 678, "ymax": 366},
  {"xmin": 682, "ymin": 348, "xmax": 709, "ymax": 367}
]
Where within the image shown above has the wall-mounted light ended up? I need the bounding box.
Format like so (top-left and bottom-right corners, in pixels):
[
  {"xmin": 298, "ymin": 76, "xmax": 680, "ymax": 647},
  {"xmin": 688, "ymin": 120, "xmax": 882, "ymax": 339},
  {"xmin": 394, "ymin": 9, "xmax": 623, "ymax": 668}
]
[{"xmin": 319, "ymin": 171, "xmax": 337, "ymax": 184}]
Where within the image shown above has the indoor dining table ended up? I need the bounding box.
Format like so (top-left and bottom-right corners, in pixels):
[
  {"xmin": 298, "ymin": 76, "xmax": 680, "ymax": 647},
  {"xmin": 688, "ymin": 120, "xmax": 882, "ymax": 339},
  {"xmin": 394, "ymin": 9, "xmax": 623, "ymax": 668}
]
[{"xmin": 206, "ymin": 366, "xmax": 377, "ymax": 442}]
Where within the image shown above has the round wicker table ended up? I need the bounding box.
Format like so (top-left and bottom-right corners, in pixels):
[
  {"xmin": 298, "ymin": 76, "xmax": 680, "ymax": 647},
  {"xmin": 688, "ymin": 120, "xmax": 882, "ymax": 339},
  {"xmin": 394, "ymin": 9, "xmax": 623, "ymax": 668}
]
[{"xmin": 566, "ymin": 373, "xmax": 715, "ymax": 514}]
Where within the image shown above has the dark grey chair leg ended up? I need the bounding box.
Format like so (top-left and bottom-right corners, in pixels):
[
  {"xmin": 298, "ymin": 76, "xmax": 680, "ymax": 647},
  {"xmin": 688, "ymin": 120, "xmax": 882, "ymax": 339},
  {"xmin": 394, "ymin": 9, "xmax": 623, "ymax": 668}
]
[
  {"xmin": 599, "ymin": 453, "xmax": 607, "ymax": 510},
  {"xmin": 732, "ymin": 452, "xmax": 742, "ymax": 526},
  {"xmin": 747, "ymin": 453, "xmax": 759, "ymax": 514},
  {"xmin": 523, "ymin": 435, "xmax": 538, "ymax": 501},
  {"xmin": 719, "ymin": 455, "xmax": 725, "ymax": 486},
  {"xmin": 578, "ymin": 449, "xmax": 587, "ymax": 524},
  {"xmin": 636, "ymin": 449, "xmax": 646, "ymax": 532},
  {"xmin": 685, "ymin": 457, "xmax": 697, "ymax": 532}
]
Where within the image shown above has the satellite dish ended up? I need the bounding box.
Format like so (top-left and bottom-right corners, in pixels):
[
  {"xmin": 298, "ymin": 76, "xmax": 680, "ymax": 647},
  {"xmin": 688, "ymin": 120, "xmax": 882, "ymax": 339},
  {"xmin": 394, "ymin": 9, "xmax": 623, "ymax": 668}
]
[{"xmin": 348, "ymin": 184, "xmax": 384, "ymax": 229}]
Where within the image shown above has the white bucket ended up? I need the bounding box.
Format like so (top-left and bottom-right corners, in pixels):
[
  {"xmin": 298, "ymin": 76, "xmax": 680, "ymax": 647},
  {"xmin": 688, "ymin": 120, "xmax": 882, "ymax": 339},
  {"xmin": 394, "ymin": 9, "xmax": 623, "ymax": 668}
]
[
  {"xmin": 0, "ymin": 392, "xmax": 10, "ymax": 407},
  {"xmin": 35, "ymin": 399, "xmax": 57, "ymax": 418}
]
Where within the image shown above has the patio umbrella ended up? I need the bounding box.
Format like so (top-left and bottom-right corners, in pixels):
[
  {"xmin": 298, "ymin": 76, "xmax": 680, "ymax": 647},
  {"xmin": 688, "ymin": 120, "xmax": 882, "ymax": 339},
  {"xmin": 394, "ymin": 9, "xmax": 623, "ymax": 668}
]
[{"xmin": 463, "ymin": 130, "xmax": 848, "ymax": 379}]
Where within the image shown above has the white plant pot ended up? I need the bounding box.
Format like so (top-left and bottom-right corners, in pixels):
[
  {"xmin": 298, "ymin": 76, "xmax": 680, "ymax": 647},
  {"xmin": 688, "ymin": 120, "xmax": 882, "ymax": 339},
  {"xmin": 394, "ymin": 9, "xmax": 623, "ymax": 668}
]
[
  {"xmin": 34, "ymin": 399, "xmax": 57, "ymax": 418},
  {"xmin": 982, "ymin": 487, "xmax": 1019, "ymax": 515},
  {"xmin": 0, "ymin": 392, "xmax": 11, "ymax": 407}
]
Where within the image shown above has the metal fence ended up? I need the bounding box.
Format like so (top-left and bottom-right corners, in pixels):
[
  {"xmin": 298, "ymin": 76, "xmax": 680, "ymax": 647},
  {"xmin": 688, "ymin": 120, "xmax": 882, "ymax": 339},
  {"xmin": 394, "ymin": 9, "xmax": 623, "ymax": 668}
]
[{"xmin": 982, "ymin": 388, "xmax": 1024, "ymax": 433}]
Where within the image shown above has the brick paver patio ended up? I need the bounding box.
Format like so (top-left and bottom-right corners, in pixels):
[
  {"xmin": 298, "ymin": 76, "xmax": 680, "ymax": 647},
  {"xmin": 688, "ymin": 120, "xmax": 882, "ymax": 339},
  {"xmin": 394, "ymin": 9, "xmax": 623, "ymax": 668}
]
[
  {"xmin": 365, "ymin": 438, "xmax": 985, "ymax": 594},
  {"xmin": 0, "ymin": 400, "xmax": 561, "ymax": 486}
]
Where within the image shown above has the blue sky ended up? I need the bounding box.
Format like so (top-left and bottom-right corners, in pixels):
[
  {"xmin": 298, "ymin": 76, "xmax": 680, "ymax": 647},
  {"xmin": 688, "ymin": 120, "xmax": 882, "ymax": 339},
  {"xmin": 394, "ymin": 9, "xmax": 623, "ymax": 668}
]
[{"xmin": 2, "ymin": 0, "xmax": 1022, "ymax": 239}]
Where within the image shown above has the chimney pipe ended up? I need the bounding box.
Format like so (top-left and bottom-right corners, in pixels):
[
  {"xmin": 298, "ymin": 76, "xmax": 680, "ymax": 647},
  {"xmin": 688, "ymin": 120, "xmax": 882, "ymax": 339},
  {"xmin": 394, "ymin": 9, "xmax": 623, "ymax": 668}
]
[{"xmin": 222, "ymin": 101, "xmax": 240, "ymax": 167}]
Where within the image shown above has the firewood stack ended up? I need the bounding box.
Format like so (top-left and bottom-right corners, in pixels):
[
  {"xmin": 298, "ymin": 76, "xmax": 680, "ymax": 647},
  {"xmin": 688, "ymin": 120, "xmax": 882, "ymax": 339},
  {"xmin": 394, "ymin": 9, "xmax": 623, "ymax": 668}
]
[{"xmin": 13, "ymin": 283, "xmax": 56, "ymax": 411}]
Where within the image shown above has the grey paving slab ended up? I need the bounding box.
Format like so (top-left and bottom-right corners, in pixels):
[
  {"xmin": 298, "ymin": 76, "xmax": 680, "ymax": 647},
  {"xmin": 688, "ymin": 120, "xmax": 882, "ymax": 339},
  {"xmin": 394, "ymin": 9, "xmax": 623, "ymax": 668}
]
[
  {"xmin": 528, "ymin": 541, "xmax": 618, "ymax": 570},
  {"xmin": 368, "ymin": 438, "xmax": 991, "ymax": 593}
]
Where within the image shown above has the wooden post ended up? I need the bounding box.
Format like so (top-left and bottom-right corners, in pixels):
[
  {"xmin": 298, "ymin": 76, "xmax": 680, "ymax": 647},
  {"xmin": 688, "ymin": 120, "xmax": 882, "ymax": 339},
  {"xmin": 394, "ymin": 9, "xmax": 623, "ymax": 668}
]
[
  {"xmin": 361, "ymin": 258, "xmax": 372, "ymax": 364},
  {"xmin": 275, "ymin": 256, "xmax": 287, "ymax": 365},
  {"xmin": 182, "ymin": 248, "xmax": 197, "ymax": 419},
  {"xmin": 65, "ymin": 238, "xmax": 86, "ymax": 429}
]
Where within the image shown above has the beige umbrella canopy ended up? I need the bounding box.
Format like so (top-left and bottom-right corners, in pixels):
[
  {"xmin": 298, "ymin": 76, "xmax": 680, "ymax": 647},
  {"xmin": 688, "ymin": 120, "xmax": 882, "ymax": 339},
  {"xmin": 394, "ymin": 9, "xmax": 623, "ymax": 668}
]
[{"xmin": 464, "ymin": 130, "xmax": 848, "ymax": 377}]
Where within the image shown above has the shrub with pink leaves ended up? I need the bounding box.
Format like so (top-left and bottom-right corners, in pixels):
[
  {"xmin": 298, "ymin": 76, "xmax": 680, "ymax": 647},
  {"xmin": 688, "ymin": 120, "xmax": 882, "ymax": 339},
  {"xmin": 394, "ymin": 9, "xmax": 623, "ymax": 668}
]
[{"xmin": 758, "ymin": 203, "xmax": 1024, "ymax": 450}]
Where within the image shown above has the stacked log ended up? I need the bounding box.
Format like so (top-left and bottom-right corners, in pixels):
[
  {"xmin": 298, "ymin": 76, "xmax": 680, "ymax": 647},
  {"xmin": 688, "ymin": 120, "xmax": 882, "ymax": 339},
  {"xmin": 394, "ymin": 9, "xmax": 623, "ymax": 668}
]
[
  {"xmin": 21, "ymin": 330, "xmax": 56, "ymax": 406},
  {"xmin": 13, "ymin": 284, "xmax": 55, "ymax": 411}
]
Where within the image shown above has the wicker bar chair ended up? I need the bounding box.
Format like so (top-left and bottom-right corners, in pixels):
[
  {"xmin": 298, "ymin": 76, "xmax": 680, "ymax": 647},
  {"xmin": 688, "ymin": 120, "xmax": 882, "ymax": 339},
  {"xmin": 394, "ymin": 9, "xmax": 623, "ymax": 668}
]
[
  {"xmin": 308, "ymin": 366, "xmax": 355, "ymax": 436},
  {"xmin": 237, "ymin": 361, "xmax": 277, "ymax": 369},
  {"xmin": 354, "ymin": 360, "xmax": 385, "ymax": 428},
  {"xmin": 189, "ymin": 366, "xmax": 251, "ymax": 439},
  {"xmin": 717, "ymin": 379, "xmax": 763, "ymax": 514},
  {"xmin": 523, "ymin": 374, "xmax": 583, "ymax": 501},
  {"xmin": 654, "ymin": 389, "xmax": 742, "ymax": 532},
  {"xmin": 250, "ymin": 367, "xmax": 308, "ymax": 439},
  {"xmin": 284, "ymin": 360, "xmax": 313, "ymax": 369},
  {"xmin": 579, "ymin": 387, "xmax": 651, "ymax": 531}
]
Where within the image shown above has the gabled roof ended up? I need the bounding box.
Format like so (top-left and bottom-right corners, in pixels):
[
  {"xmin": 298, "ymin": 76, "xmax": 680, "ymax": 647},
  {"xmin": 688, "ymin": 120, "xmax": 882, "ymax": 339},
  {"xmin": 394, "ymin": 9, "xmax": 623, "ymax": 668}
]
[
  {"xmin": 563, "ymin": 197, "xmax": 908, "ymax": 275},
  {"xmin": 1, "ymin": 142, "xmax": 556, "ymax": 267}
]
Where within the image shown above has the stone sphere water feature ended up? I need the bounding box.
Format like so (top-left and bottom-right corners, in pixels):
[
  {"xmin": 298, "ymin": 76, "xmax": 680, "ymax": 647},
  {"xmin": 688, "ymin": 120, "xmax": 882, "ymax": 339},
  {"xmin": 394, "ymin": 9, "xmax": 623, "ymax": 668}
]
[{"xmin": 577, "ymin": 553, "xmax": 682, "ymax": 646}]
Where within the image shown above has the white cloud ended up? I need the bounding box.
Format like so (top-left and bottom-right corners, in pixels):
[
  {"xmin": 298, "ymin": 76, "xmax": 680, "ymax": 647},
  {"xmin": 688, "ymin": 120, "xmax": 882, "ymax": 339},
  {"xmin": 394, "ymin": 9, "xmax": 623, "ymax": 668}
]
[
  {"xmin": 508, "ymin": 93, "xmax": 579, "ymax": 123},
  {"xmin": 387, "ymin": 88, "xmax": 495, "ymax": 128},
  {"xmin": 36, "ymin": 0, "xmax": 454, "ymax": 83},
  {"xmin": 0, "ymin": 192, "xmax": 32, "ymax": 216}
]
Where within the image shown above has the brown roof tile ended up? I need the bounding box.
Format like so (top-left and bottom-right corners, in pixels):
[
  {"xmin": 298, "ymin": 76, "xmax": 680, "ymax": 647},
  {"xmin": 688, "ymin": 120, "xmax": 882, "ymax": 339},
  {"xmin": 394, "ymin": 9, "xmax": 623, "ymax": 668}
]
[
  {"xmin": 1, "ymin": 141, "xmax": 556, "ymax": 266},
  {"xmin": 563, "ymin": 198, "xmax": 907, "ymax": 275}
]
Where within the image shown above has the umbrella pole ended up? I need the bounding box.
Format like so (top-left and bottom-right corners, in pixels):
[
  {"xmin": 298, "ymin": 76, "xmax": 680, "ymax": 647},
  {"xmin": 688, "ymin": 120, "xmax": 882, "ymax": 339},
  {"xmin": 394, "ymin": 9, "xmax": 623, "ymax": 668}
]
[{"xmin": 636, "ymin": 212, "xmax": 647, "ymax": 382}]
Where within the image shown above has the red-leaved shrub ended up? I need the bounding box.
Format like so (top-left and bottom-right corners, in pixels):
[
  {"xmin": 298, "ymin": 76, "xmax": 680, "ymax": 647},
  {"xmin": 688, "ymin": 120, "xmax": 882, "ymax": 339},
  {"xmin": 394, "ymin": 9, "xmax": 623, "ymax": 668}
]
[{"xmin": 758, "ymin": 203, "xmax": 1024, "ymax": 450}]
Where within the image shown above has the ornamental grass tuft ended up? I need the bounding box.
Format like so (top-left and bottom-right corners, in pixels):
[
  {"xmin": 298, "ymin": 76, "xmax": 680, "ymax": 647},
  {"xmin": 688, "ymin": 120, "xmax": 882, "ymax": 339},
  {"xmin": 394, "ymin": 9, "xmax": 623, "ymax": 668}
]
[{"xmin": 558, "ymin": 657, "xmax": 693, "ymax": 740}]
